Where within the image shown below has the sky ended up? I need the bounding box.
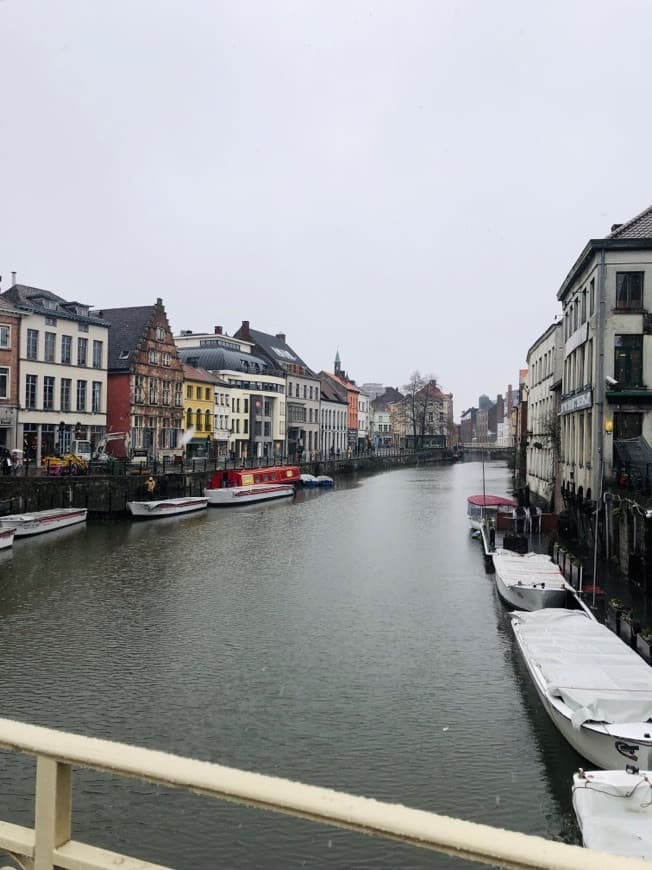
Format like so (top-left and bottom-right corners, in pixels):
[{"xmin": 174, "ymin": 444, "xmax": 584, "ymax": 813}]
[{"xmin": 1, "ymin": 1, "xmax": 652, "ymax": 418}]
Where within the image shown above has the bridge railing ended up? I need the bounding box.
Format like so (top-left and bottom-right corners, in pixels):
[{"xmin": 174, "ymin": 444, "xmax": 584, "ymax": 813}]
[{"xmin": 0, "ymin": 717, "xmax": 644, "ymax": 870}]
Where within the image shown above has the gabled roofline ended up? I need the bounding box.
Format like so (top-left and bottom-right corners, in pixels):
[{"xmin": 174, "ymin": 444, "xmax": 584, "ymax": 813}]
[{"xmin": 557, "ymin": 237, "xmax": 652, "ymax": 302}]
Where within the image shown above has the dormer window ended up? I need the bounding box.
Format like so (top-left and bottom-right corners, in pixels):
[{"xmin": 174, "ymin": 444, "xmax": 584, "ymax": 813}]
[
  {"xmin": 119, "ymin": 350, "xmax": 130, "ymax": 360},
  {"xmin": 156, "ymin": 326, "xmax": 165, "ymax": 341}
]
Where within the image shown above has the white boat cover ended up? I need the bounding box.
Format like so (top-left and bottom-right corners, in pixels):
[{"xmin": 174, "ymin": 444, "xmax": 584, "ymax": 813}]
[
  {"xmin": 511, "ymin": 609, "xmax": 652, "ymax": 729},
  {"xmin": 573, "ymin": 769, "xmax": 652, "ymax": 859},
  {"xmin": 493, "ymin": 551, "xmax": 566, "ymax": 589}
]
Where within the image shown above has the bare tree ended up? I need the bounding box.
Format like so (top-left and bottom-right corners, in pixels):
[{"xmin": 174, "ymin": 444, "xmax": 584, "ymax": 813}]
[{"xmin": 402, "ymin": 372, "xmax": 440, "ymax": 448}]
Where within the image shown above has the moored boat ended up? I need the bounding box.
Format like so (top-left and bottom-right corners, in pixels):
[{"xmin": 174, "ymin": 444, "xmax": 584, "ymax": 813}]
[
  {"xmin": 0, "ymin": 526, "xmax": 15, "ymax": 549},
  {"xmin": 511, "ymin": 608, "xmax": 652, "ymax": 769},
  {"xmin": 315, "ymin": 475, "xmax": 334, "ymax": 487},
  {"xmin": 205, "ymin": 484, "xmax": 295, "ymax": 507},
  {"xmin": 208, "ymin": 465, "xmax": 300, "ymax": 489},
  {"xmin": 127, "ymin": 497, "xmax": 208, "ymax": 518},
  {"xmin": 0, "ymin": 507, "xmax": 87, "ymax": 537},
  {"xmin": 466, "ymin": 494, "xmax": 516, "ymax": 531},
  {"xmin": 572, "ymin": 767, "xmax": 652, "ymax": 860},
  {"xmin": 300, "ymin": 474, "xmax": 319, "ymax": 487},
  {"xmin": 493, "ymin": 550, "xmax": 588, "ymax": 612}
]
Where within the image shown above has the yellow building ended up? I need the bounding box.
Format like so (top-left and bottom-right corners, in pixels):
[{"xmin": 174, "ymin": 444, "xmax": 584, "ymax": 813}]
[{"xmin": 182, "ymin": 364, "xmax": 219, "ymax": 458}]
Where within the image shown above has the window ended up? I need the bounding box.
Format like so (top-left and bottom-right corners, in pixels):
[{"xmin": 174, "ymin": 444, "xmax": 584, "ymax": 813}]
[
  {"xmin": 204, "ymin": 410, "xmax": 211, "ymax": 431},
  {"xmin": 156, "ymin": 326, "xmax": 165, "ymax": 341},
  {"xmin": 196, "ymin": 413, "xmax": 202, "ymax": 431},
  {"xmin": 45, "ymin": 315, "xmax": 57, "ymax": 327},
  {"xmin": 174, "ymin": 382, "xmax": 183, "ymax": 406},
  {"xmin": 25, "ymin": 374, "xmax": 37, "ymax": 408},
  {"xmin": 162, "ymin": 380, "xmax": 171, "ymax": 405},
  {"xmin": 44, "ymin": 332, "xmax": 56, "ymax": 362},
  {"xmin": 135, "ymin": 374, "xmax": 145, "ymax": 403},
  {"xmin": 264, "ymin": 421, "xmax": 271, "ymax": 437},
  {"xmin": 243, "ymin": 398, "xmax": 249, "ymax": 414},
  {"xmin": 205, "ymin": 387, "xmax": 210, "ymax": 401},
  {"xmin": 60, "ymin": 378, "xmax": 71, "ymax": 412},
  {"xmin": 162, "ymin": 352, "xmax": 171, "ymax": 366},
  {"xmin": 614, "ymin": 412, "xmax": 643, "ymax": 440},
  {"xmin": 92, "ymin": 340, "xmax": 103, "ymax": 368},
  {"xmin": 43, "ymin": 376, "xmax": 55, "ymax": 410},
  {"xmin": 614, "ymin": 334, "xmax": 643, "ymax": 387},
  {"xmin": 0, "ymin": 367, "xmax": 8, "ymax": 399},
  {"xmin": 78, "ymin": 322, "xmax": 89, "ymax": 333},
  {"xmin": 77, "ymin": 337, "xmax": 88, "ymax": 367},
  {"xmin": 0, "ymin": 326, "xmax": 10, "ymax": 349},
  {"xmin": 148, "ymin": 349, "xmax": 158, "ymax": 365},
  {"xmin": 76, "ymin": 379, "xmax": 87, "ymax": 411},
  {"xmin": 616, "ymin": 272, "xmax": 643, "ymax": 310},
  {"xmin": 186, "ymin": 408, "xmax": 193, "ymax": 428},
  {"xmin": 26, "ymin": 329, "xmax": 39, "ymax": 360},
  {"xmin": 92, "ymin": 381, "xmax": 102, "ymax": 413},
  {"xmin": 187, "ymin": 385, "xmax": 193, "ymax": 399},
  {"xmin": 61, "ymin": 335, "xmax": 72, "ymax": 365},
  {"xmin": 149, "ymin": 377, "xmax": 158, "ymax": 404}
]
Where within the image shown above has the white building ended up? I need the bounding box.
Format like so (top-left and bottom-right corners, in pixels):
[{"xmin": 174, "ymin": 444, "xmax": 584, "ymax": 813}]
[
  {"xmin": 525, "ymin": 322, "xmax": 562, "ymax": 509},
  {"xmin": 1, "ymin": 283, "xmax": 108, "ymax": 464},
  {"xmin": 557, "ymin": 203, "xmax": 652, "ymax": 502}
]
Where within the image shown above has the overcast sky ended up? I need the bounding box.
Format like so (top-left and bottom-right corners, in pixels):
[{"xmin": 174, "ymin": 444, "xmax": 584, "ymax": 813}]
[{"xmin": 1, "ymin": 1, "xmax": 651, "ymax": 416}]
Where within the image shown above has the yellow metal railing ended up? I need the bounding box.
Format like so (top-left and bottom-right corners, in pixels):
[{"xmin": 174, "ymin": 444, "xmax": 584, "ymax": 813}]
[{"xmin": 0, "ymin": 717, "xmax": 646, "ymax": 870}]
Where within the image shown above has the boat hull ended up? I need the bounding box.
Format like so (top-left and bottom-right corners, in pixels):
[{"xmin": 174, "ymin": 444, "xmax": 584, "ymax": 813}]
[
  {"xmin": 512, "ymin": 611, "xmax": 652, "ymax": 769},
  {"xmin": 493, "ymin": 552, "xmax": 571, "ymax": 611},
  {"xmin": 0, "ymin": 526, "xmax": 15, "ymax": 549},
  {"xmin": 205, "ymin": 484, "xmax": 295, "ymax": 507},
  {"xmin": 0, "ymin": 508, "xmax": 88, "ymax": 537},
  {"xmin": 127, "ymin": 497, "xmax": 208, "ymax": 518},
  {"xmin": 496, "ymin": 575, "xmax": 568, "ymax": 610}
]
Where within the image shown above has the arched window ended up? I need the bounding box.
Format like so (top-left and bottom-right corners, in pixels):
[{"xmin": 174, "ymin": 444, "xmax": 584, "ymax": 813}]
[
  {"xmin": 205, "ymin": 410, "xmax": 211, "ymax": 431},
  {"xmin": 196, "ymin": 412, "xmax": 202, "ymax": 431},
  {"xmin": 186, "ymin": 408, "xmax": 193, "ymax": 429}
]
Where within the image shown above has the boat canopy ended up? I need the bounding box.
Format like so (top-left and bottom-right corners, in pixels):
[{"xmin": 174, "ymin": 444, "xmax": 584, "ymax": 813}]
[
  {"xmin": 512, "ymin": 609, "xmax": 652, "ymax": 728},
  {"xmin": 467, "ymin": 495, "xmax": 517, "ymax": 508}
]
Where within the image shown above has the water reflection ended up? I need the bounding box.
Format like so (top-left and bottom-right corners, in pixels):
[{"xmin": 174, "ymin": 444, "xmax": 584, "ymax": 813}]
[{"xmin": 0, "ymin": 462, "xmax": 579, "ymax": 868}]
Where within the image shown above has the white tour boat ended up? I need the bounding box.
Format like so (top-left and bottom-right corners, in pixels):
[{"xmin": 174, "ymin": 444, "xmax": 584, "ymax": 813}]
[
  {"xmin": 493, "ymin": 550, "xmax": 588, "ymax": 612},
  {"xmin": 572, "ymin": 767, "xmax": 652, "ymax": 860},
  {"xmin": 0, "ymin": 507, "xmax": 88, "ymax": 537},
  {"xmin": 205, "ymin": 483, "xmax": 295, "ymax": 507},
  {"xmin": 511, "ymin": 608, "xmax": 652, "ymax": 769},
  {"xmin": 127, "ymin": 497, "xmax": 208, "ymax": 519}
]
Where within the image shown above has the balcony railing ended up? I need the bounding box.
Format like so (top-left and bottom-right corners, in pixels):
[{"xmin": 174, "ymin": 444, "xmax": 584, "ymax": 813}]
[{"xmin": 0, "ymin": 717, "xmax": 644, "ymax": 870}]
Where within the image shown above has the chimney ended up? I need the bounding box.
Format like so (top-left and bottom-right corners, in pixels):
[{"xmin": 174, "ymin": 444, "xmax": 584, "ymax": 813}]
[
  {"xmin": 214, "ymin": 326, "xmax": 223, "ymax": 335},
  {"xmin": 11, "ymin": 271, "xmax": 16, "ymax": 286},
  {"xmin": 276, "ymin": 332, "xmax": 286, "ymax": 343},
  {"xmin": 241, "ymin": 320, "xmax": 251, "ymax": 340},
  {"xmin": 611, "ymin": 223, "xmax": 623, "ymax": 233}
]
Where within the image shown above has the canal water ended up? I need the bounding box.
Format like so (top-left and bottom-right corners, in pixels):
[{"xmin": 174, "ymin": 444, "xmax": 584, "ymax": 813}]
[{"xmin": 0, "ymin": 461, "xmax": 584, "ymax": 868}]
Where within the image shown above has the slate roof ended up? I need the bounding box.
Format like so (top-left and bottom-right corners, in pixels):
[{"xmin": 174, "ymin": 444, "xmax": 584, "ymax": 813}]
[
  {"xmin": 319, "ymin": 373, "xmax": 348, "ymax": 404},
  {"xmin": 372, "ymin": 387, "xmax": 404, "ymax": 411},
  {"xmin": 608, "ymin": 204, "xmax": 652, "ymax": 239},
  {"xmin": 235, "ymin": 326, "xmax": 317, "ymax": 377},
  {"xmin": 95, "ymin": 305, "xmax": 156, "ymax": 371},
  {"xmin": 178, "ymin": 346, "xmax": 271, "ymax": 375},
  {"xmin": 1, "ymin": 284, "xmax": 106, "ymax": 325}
]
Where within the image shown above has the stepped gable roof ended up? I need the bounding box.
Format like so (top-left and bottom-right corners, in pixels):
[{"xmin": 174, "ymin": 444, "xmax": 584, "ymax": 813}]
[
  {"xmin": 178, "ymin": 346, "xmax": 270, "ymax": 375},
  {"xmin": 95, "ymin": 305, "xmax": 157, "ymax": 370},
  {"xmin": 235, "ymin": 326, "xmax": 317, "ymax": 377},
  {"xmin": 2, "ymin": 283, "xmax": 106, "ymax": 325},
  {"xmin": 608, "ymin": 203, "xmax": 652, "ymax": 239}
]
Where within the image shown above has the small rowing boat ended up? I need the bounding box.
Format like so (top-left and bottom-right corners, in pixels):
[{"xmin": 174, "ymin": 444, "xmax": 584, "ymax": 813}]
[
  {"xmin": 205, "ymin": 484, "xmax": 295, "ymax": 507},
  {"xmin": 0, "ymin": 507, "xmax": 87, "ymax": 537},
  {"xmin": 127, "ymin": 497, "xmax": 208, "ymax": 518}
]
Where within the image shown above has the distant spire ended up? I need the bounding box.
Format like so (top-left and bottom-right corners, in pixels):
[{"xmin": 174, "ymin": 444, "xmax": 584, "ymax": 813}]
[{"xmin": 334, "ymin": 348, "xmax": 341, "ymax": 375}]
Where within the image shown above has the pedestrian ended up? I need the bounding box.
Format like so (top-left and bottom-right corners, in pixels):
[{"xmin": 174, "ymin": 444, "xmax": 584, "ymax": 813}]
[
  {"xmin": 145, "ymin": 476, "xmax": 156, "ymax": 500},
  {"xmin": 2, "ymin": 450, "xmax": 10, "ymax": 476}
]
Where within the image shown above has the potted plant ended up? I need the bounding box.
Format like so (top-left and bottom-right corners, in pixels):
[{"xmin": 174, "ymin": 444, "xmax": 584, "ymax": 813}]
[
  {"xmin": 637, "ymin": 627, "xmax": 652, "ymax": 665},
  {"xmin": 606, "ymin": 598, "xmax": 625, "ymax": 634},
  {"xmin": 619, "ymin": 609, "xmax": 641, "ymax": 649}
]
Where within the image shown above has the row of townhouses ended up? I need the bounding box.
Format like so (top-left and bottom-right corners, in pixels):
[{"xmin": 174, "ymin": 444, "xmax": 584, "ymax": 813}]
[{"xmin": 0, "ymin": 281, "xmax": 450, "ymax": 465}]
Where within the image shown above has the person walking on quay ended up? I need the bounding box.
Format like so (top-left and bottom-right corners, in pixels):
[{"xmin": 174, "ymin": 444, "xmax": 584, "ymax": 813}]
[
  {"xmin": 2, "ymin": 450, "xmax": 11, "ymax": 476},
  {"xmin": 145, "ymin": 476, "xmax": 156, "ymax": 500}
]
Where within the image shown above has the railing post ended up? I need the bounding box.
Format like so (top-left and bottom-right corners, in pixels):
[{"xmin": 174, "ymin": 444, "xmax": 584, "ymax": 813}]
[{"xmin": 34, "ymin": 756, "xmax": 72, "ymax": 870}]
